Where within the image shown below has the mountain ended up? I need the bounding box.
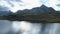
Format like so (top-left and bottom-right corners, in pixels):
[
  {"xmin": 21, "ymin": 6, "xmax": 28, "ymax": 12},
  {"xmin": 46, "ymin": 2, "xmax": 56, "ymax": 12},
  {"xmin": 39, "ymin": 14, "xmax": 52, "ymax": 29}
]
[
  {"xmin": 0, "ymin": 10, "xmax": 13, "ymax": 16},
  {"xmin": 0, "ymin": 6, "xmax": 13, "ymax": 16},
  {"xmin": 0, "ymin": 6, "xmax": 9, "ymax": 11},
  {"xmin": 16, "ymin": 5, "xmax": 56, "ymax": 14},
  {"xmin": 0, "ymin": 5, "xmax": 60, "ymax": 22},
  {"xmin": 40, "ymin": 5, "xmax": 56, "ymax": 13},
  {"xmin": 0, "ymin": 5, "xmax": 59, "ymax": 16}
]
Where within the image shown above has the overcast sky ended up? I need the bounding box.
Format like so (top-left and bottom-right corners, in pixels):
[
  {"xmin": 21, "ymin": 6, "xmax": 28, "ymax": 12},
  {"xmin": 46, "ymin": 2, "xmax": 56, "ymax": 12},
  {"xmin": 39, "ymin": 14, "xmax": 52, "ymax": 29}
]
[{"xmin": 0, "ymin": 0, "xmax": 60, "ymax": 12}]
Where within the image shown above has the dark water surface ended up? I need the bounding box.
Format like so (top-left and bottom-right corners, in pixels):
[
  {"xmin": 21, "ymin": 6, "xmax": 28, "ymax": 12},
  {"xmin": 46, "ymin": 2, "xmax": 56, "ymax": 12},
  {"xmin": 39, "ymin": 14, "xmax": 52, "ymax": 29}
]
[{"xmin": 0, "ymin": 20, "xmax": 60, "ymax": 34}]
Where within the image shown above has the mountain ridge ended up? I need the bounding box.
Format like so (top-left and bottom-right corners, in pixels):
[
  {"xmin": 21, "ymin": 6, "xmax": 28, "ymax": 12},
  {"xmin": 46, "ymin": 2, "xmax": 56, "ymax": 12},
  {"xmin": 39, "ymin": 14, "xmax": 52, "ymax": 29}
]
[
  {"xmin": 16, "ymin": 4, "xmax": 58, "ymax": 14},
  {"xmin": 0, "ymin": 4, "xmax": 60, "ymax": 15}
]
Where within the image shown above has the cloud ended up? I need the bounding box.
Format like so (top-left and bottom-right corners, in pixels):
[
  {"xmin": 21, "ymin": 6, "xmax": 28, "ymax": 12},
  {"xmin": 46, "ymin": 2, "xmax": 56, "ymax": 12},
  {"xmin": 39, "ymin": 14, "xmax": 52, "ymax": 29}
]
[
  {"xmin": 0, "ymin": 0, "xmax": 41, "ymax": 12},
  {"xmin": 44, "ymin": 0, "xmax": 60, "ymax": 11},
  {"xmin": 0, "ymin": 0, "xmax": 60, "ymax": 12},
  {"xmin": 57, "ymin": 4, "xmax": 60, "ymax": 7}
]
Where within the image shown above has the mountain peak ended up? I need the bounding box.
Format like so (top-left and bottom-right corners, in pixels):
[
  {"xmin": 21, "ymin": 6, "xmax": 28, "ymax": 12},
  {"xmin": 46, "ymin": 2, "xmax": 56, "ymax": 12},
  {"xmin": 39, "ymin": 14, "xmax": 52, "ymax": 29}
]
[{"xmin": 40, "ymin": 4, "xmax": 47, "ymax": 8}]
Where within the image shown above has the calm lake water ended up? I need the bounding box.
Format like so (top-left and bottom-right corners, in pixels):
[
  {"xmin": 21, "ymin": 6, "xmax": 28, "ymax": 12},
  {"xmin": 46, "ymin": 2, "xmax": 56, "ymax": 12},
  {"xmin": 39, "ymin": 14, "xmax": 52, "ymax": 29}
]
[{"xmin": 0, "ymin": 20, "xmax": 60, "ymax": 34}]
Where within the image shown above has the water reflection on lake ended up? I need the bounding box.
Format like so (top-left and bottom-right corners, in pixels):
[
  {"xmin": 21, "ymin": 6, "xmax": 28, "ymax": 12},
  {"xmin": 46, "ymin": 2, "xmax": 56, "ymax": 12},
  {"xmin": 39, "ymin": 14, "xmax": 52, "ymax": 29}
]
[{"xmin": 0, "ymin": 20, "xmax": 60, "ymax": 34}]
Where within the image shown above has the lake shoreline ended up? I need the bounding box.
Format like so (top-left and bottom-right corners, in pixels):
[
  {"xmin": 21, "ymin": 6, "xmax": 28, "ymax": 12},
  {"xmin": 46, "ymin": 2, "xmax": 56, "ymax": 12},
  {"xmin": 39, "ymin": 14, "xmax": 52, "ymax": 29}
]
[{"xmin": 0, "ymin": 19, "xmax": 59, "ymax": 23}]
